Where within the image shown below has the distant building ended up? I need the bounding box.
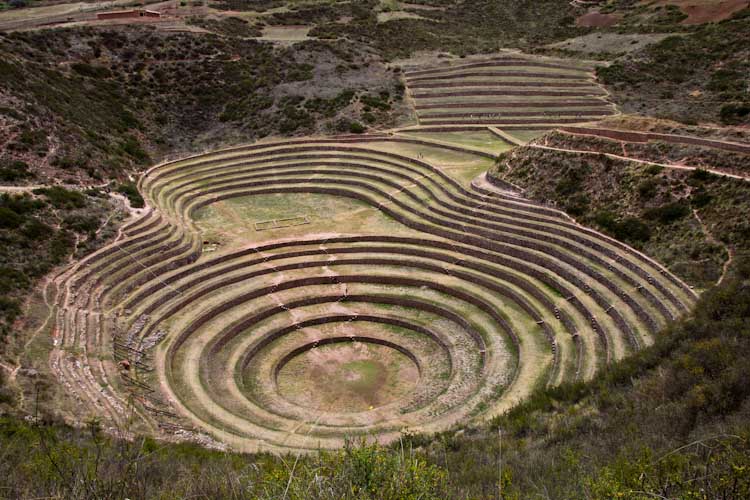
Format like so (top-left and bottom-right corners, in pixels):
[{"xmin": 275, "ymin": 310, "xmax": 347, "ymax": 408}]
[{"xmin": 96, "ymin": 9, "xmax": 161, "ymax": 20}]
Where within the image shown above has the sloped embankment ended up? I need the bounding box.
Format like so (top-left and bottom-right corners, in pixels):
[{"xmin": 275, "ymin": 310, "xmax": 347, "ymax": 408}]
[{"xmin": 489, "ymin": 135, "xmax": 750, "ymax": 288}]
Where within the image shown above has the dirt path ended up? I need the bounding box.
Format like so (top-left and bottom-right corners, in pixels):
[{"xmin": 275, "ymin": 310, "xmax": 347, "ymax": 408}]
[
  {"xmin": 471, "ymin": 171, "xmax": 528, "ymax": 200},
  {"xmin": 0, "ymin": 181, "xmax": 113, "ymax": 193},
  {"xmin": 692, "ymin": 209, "xmax": 734, "ymax": 285},
  {"xmin": 531, "ymin": 143, "xmax": 750, "ymax": 182},
  {"xmin": 487, "ymin": 127, "xmax": 524, "ymax": 146},
  {"xmin": 562, "ymin": 127, "xmax": 750, "ymax": 155},
  {"xmin": 0, "ymin": 185, "xmax": 45, "ymax": 192}
]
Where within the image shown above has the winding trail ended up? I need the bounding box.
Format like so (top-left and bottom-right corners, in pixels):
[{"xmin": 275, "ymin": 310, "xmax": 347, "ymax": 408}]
[
  {"xmin": 693, "ymin": 209, "xmax": 734, "ymax": 286},
  {"xmin": 530, "ymin": 142, "xmax": 750, "ymax": 183}
]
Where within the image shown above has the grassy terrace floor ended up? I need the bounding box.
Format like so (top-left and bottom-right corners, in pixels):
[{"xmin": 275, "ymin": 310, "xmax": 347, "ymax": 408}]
[{"xmin": 402, "ymin": 54, "xmax": 616, "ymax": 131}]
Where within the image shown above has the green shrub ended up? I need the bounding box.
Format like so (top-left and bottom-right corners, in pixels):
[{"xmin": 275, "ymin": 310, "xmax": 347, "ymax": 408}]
[
  {"xmin": 16, "ymin": 129, "xmax": 48, "ymax": 154},
  {"xmin": 278, "ymin": 103, "xmax": 314, "ymax": 133},
  {"xmin": 71, "ymin": 63, "xmax": 112, "ymax": 79},
  {"xmin": 616, "ymin": 216, "xmax": 652, "ymax": 242},
  {"xmin": 0, "ymin": 267, "xmax": 28, "ymax": 294},
  {"xmin": 334, "ymin": 118, "xmax": 365, "ymax": 134},
  {"xmin": 116, "ymin": 182, "xmax": 144, "ymax": 208},
  {"xmin": 644, "ymin": 201, "xmax": 690, "ymax": 224},
  {"xmin": 21, "ymin": 218, "xmax": 52, "ymax": 240},
  {"xmin": 49, "ymin": 231, "xmax": 74, "ymax": 262},
  {"xmin": 644, "ymin": 164, "xmax": 663, "ymax": 175},
  {"xmin": 361, "ymin": 94, "xmax": 391, "ymax": 111},
  {"xmin": 707, "ymin": 68, "xmax": 746, "ymax": 93},
  {"xmin": 654, "ymin": 4, "xmax": 688, "ymax": 25},
  {"xmin": 0, "ymin": 207, "xmax": 23, "ymax": 229},
  {"xmin": 688, "ymin": 168, "xmax": 715, "ymax": 185},
  {"xmin": 52, "ymin": 155, "xmax": 86, "ymax": 170},
  {"xmin": 303, "ymin": 90, "xmax": 356, "ymax": 118},
  {"xmin": 118, "ymin": 136, "xmax": 149, "ymax": 163},
  {"xmin": 348, "ymin": 121, "xmax": 366, "ymax": 134},
  {"xmin": 0, "ymin": 296, "xmax": 21, "ymax": 322},
  {"xmin": 0, "ymin": 160, "xmax": 33, "ymax": 182},
  {"xmin": 63, "ymin": 214, "xmax": 99, "ymax": 233},
  {"xmin": 0, "ymin": 193, "xmax": 44, "ymax": 214},
  {"xmin": 565, "ymin": 194, "xmax": 589, "ymax": 217},
  {"xmin": 637, "ymin": 178, "xmax": 658, "ymax": 199},
  {"xmin": 0, "ymin": 424, "xmax": 449, "ymax": 499},
  {"xmin": 362, "ymin": 112, "xmax": 376, "ymax": 124},
  {"xmin": 33, "ymin": 187, "xmax": 86, "ymax": 209},
  {"xmin": 720, "ymin": 103, "xmax": 750, "ymax": 125},
  {"xmin": 690, "ymin": 189, "xmax": 712, "ymax": 208},
  {"xmin": 594, "ymin": 211, "xmax": 651, "ymax": 243},
  {"xmin": 554, "ymin": 165, "xmax": 588, "ymax": 197}
]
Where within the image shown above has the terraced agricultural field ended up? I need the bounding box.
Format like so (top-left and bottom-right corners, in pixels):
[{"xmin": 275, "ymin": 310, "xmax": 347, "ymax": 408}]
[
  {"xmin": 394, "ymin": 129, "xmax": 514, "ymax": 153},
  {"xmin": 39, "ymin": 132, "xmax": 696, "ymax": 453},
  {"xmin": 402, "ymin": 55, "xmax": 617, "ymax": 131}
]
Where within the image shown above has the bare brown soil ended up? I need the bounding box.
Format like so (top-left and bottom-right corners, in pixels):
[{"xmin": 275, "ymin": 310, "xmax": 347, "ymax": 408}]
[
  {"xmin": 576, "ymin": 12, "xmax": 621, "ymax": 27},
  {"xmin": 650, "ymin": 0, "xmax": 750, "ymax": 25}
]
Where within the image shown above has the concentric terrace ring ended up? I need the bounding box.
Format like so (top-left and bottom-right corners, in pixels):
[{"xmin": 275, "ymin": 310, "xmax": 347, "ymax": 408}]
[{"xmin": 48, "ymin": 136, "xmax": 697, "ymax": 453}]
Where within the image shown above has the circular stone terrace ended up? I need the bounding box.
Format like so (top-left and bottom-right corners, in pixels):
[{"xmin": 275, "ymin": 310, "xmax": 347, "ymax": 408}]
[{"xmin": 44, "ymin": 130, "xmax": 696, "ymax": 453}]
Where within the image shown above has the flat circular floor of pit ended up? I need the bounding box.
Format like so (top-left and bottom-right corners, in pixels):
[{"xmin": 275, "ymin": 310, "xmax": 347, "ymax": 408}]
[{"xmin": 275, "ymin": 340, "xmax": 420, "ymax": 414}]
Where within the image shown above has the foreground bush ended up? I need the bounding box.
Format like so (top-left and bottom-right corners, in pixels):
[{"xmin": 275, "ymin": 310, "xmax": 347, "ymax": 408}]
[{"xmin": 0, "ymin": 421, "xmax": 447, "ymax": 499}]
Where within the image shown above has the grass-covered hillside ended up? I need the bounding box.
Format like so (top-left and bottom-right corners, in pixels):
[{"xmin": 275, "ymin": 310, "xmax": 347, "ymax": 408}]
[
  {"xmin": 0, "ymin": 188, "xmax": 124, "ymax": 361},
  {"xmin": 597, "ymin": 7, "xmax": 750, "ymax": 125},
  {"xmin": 215, "ymin": 0, "xmax": 587, "ymax": 58},
  {"xmin": 490, "ymin": 137, "xmax": 750, "ymax": 289},
  {"xmin": 0, "ymin": 28, "xmax": 407, "ymax": 184}
]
